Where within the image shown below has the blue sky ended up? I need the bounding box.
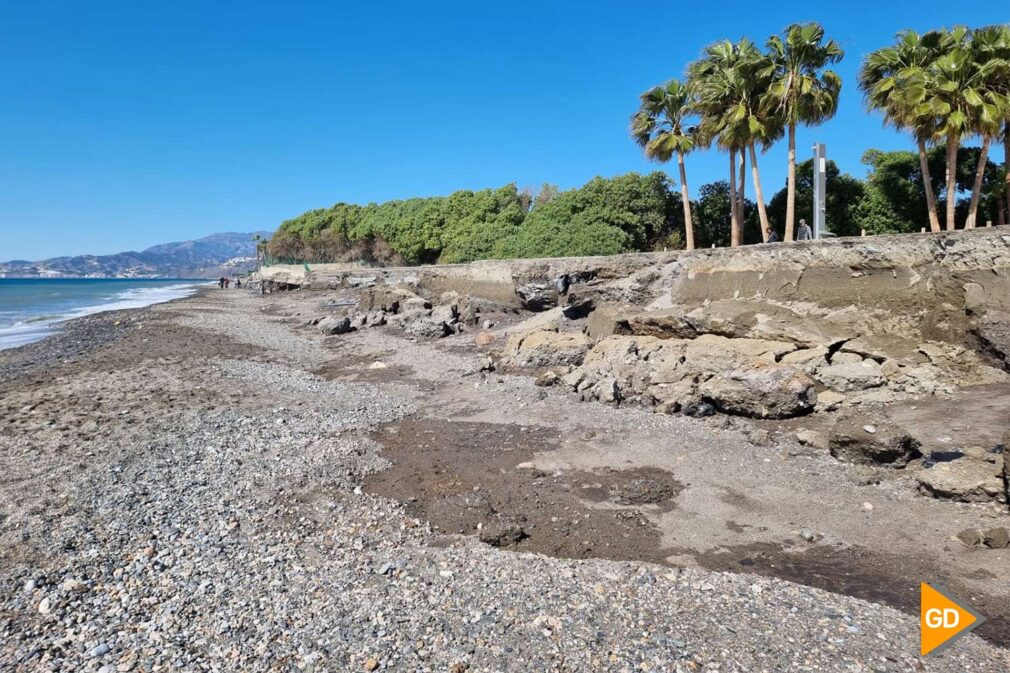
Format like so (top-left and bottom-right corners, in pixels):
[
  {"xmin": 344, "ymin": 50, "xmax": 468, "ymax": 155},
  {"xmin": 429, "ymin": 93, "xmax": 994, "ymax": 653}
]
[{"xmin": 1, "ymin": 1, "xmax": 1006, "ymax": 260}]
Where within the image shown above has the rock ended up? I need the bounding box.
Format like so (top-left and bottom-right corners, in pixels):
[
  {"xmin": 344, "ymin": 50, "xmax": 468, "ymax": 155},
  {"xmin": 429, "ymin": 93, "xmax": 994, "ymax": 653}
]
[
  {"xmin": 815, "ymin": 360, "xmax": 885, "ymax": 392},
  {"xmin": 594, "ymin": 377, "xmax": 620, "ymax": 404},
  {"xmin": 747, "ymin": 429, "xmax": 772, "ymax": 446},
  {"xmin": 474, "ymin": 331, "xmax": 495, "ymax": 346},
  {"xmin": 38, "ymin": 597, "xmax": 51, "ymax": 614},
  {"xmin": 479, "ymin": 525, "xmax": 528, "ymax": 547},
  {"xmin": 483, "ymin": 320, "xmax": 493, "ymax": 329},
  {"xmin": 502, "ymin": 330, "xmax": 590, "ymax": 369},
  {"xmin": 830, "ymin": 351, "xmax": 864, "ymax": 365},
  {"xmin": 403, "ymin": 316, "xmax": 451, "ymax": 339},
  {"xmin": 699, "ymin": 363, "xmax": 816, "ymax": 419},
  {"xmin": 681, "ymin": 401, "xmax": 715, "ymax": 418},
  {"xmin": 368, "ymin": 361, "xmax": 387, "ymax": 370},
  {"xmin": 431, "ymin": 303, "xmax": 460, "ymax": 326},
  {"xmin": 795, "ymin": 429, "xmax": 829, "ymax": 451},
  {"xmin": 828, "ymin": 415, "xmax": 920, "ymax": 466},
  {"xmin": 316, "ymin": 316, "xmax": 353, "ymax": 335},
  {"xmin": 963, "ymin": 445, "xmax": 998, "ymax": 463},
  {"xmin": 515, "ymin": 282, "xmax": 557, "ymax": 312},
  {"xmin": 917, "ymin": 460, "xmax": 1005, "ymax": 502},
  {"xmin": 983, "ymin": 527, "xmax": 1010, "ymax": 548},
  {"xmin": 973, "ymin": 310, "xmax": 1010, "ymax": 368},
  {"xmin": 799, "ymin": 529, "xmax": 822, "ymax": 542},
  {"xmin": 90, "ymin": 643, "xmax": 111, "ymax": 658},
  {"xmin": 861, "ymin": 502, "xmax": 874, "ymax": 511},
  {"xmin": 561, "ymin": 370, "xmax": 585, "ymax": 390},
  {"xmin": 363, "ymin": 657, "xmax": 380, "ymax": 671},
  {"xmin": 534, "ymin": 371, "xmax": 560, "ymax": 387},
  {"xmin": 780, "ymin": 347, "xmax": 829, "ymax": 366},
  {"xmin": 956, "ymin": 528, "xmax": 984, "ymax": 547},
  {"xmin": 62, "ymin": 579, "xmax": 88, "ymax": 593},
  {"xmin": 684, "ymin": 334, "xmax": 796, "ymax": 372},
  {"xmin": 815, "ymin": 390, "xmax": 847, "ymax": 412}
]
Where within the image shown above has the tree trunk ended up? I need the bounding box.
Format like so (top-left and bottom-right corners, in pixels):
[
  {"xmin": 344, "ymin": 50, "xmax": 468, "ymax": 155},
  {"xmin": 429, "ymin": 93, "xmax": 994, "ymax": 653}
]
[
  {"xmin": 944, "ymin": 134, "xmax": 958, "ymax": 231},
  {"xmin": 1004, "ymin": 122, "xmax": 1010, "ymax": 224},
  {"xmin": 677, "ymin": 152, "xmax": 695, "ymax": 251},
  {"xmin": 917, "ymin": 137, "xmax": 942, "ymax": 233},
  {"xmin": 749, "ymin": 143, "xmax": 770, "ymax": 240},
  {"xmin": 966, "ymin": 137, "xmax": 991, "ymax": 229},
  {"xmin": 785, "ymin": 122, "xmax": 797, "ymax": 241},
  {"xmin": 729, "ymin": 149, "xmax": 739, "ymax": 247},
  {"xmin": 738, "ymin": 148, "xmax": 747, "ymax": 244}
]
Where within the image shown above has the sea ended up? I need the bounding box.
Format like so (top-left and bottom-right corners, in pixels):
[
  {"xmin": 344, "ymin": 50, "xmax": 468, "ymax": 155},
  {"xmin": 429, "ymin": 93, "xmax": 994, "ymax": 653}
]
[{"xmin": 0, "ymin": 278, "xmax": 207, "ymax": 350}]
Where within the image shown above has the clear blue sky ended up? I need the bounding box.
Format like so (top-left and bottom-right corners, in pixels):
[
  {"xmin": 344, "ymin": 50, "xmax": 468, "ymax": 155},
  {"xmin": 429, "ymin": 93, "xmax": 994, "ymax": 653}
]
[{"xmin": 1, "ymin": 1, "xmax": 1006, "ymax": 260}]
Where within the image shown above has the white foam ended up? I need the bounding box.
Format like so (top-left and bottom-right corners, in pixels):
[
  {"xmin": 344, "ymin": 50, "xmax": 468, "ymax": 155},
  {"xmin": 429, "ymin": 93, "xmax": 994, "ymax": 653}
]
[{"xmin": 0, "ymin": 282, "xmax": 205, "ymax": 351}]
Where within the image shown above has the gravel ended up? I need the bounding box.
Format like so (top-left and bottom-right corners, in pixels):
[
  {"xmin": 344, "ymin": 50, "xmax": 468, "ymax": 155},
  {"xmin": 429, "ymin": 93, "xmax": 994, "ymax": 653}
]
[{"xmin": 1, "ymin": 290, "xmax": 1006, "ymax": 672}]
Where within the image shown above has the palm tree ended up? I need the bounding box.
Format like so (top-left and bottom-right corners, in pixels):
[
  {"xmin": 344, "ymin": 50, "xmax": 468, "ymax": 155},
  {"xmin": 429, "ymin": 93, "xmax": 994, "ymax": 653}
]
[
  {"xmin": 860, "ymin": 30, "xmax": 948, "ymax": 232},
  {"xmin": 631, "ymin": 79, "xmax": 699, "ymax": 250},
  {"xmin": 765, "ymin": 23, "xmax": 844, "ymax": 241},
  {"xmin": 963, "ymin": 25, "xmax": 1010, "ymax": 228},
  {"xmin": 690, "ymin": 39, "xmax": 776, "ymax": 245},
  {"xmin": 908, "ymin": 25, "xmax": 1008, "ymax": 230}
]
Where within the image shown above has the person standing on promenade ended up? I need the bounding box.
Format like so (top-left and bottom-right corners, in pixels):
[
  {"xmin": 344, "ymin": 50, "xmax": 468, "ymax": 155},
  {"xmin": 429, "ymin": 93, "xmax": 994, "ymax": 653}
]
[
  {"xmin": 797, "ymin": 219, "xmax": 813, "ymax": 240},
  {"xmin": 766, "ymin": 228, "xmax": 781, "ymax": 243}
]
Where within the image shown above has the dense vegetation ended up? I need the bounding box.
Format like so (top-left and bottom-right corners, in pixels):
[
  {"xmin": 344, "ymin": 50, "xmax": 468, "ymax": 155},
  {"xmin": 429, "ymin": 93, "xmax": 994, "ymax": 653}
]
[
  {"xmin": 269, "ymin": 22, "xmax": 1010, "ymax": 264},
  {"xmin": 267, "ymin": 145, "xmax": 1006, "ymax": 265}
]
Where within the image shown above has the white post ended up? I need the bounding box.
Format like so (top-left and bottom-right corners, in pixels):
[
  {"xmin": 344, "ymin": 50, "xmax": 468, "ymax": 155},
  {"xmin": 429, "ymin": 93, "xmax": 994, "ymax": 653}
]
[{"xmin": 812, "ymin": 143, "xmax": 827, "ymax": 238}]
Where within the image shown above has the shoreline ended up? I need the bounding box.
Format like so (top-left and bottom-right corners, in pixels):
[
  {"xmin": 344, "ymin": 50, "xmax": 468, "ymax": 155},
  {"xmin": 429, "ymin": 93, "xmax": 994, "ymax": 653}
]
[
  {"xmin": 0, "ymin": 285, "xmax": 214, "ymax": 385},
  {"xmin": 0, "ymin": 279, "xmax": 210, "ymax": 354},
  {"xmin": 1, "ymin": 286, "xmax": 1007, "ymax": 671}
]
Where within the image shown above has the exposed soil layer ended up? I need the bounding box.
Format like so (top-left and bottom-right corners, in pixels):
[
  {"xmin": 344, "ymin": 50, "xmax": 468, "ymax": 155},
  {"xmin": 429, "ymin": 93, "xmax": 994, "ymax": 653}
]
[
  {"xmin": 364, "ymin": 419, "xmax": 679, "ymax": 564},
  {"xmin": 685, "ymin": 541, "xmax": 1010, "ymax": 647},
  {"xmin": 365, "ymin": 418, "xmax": 1010, "ymax": 647}
]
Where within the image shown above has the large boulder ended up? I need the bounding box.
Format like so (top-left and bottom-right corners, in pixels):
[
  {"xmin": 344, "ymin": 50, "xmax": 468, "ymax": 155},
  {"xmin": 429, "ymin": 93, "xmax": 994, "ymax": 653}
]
[
  {"xmin": 699, "ymin": 363, "xmax": 817, "ymax": 419},
  {"xmin": 814, "ymin": 360, "xmax": 886, "ymax": 392},
  {"xmin": 403, "ymin": 316, "xmax": 452, "ymax": 339},
  {"xmin": 317, "ymin": 316, "xmax": 353, "ymax": 335},
  {"xmin": 973, "ymin": 310, "xmax": 1010, "ymax": 368},
  {"xmin": 502, "ymin": 330, "xmax": 590, "ymax": 369},
  {"xmin": 684, "ymin": 334, "xmax": 796, "ymax": 372},
  {"xmin": 515, "ymin": 283, "xmax": 557, "ymax": 312},
  {"xmin": 917, "ymin": 460, "xmax": 1005, "ymax": 503},
  {"xmin": 827, "ymin": 416, "xmax": 921, "ymax": 466}
]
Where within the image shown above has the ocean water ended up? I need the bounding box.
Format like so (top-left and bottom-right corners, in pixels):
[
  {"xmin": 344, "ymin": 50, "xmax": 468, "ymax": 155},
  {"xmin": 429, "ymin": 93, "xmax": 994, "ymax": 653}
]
[{"xmin": 0, "ymin": 278, "xmax": 206, "ymax": 350}]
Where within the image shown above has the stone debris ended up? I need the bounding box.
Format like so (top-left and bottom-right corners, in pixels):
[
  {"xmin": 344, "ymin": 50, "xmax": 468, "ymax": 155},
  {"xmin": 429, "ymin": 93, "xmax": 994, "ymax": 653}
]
[
  {"xmin": 827, "ymin": 414, "xmax": 921, "ymax": 467},
  {"xmin": 957, "ymin": 527, "xmax": 1010, "ymax": 548}
]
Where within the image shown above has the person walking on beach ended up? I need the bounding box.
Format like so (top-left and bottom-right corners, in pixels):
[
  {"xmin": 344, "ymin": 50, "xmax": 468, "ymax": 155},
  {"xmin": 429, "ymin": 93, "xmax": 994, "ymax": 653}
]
[
  {"xmin": 797, "ymin": 219, "xmax": 813, "ymax": 241},
  {"xmin": 224, "ymin": 278, "xmax": 230, "ymax": 289},
  {"xmin": 218, "ymin": 277, "xmax": 225, "ymax": 289},
  {"xmin": 236, "ymin": 278, "xmax": 242, "ymax": 289},
  {"xmin": 766, "ymin": 228, "xmax": 781, "ymax": 243}
]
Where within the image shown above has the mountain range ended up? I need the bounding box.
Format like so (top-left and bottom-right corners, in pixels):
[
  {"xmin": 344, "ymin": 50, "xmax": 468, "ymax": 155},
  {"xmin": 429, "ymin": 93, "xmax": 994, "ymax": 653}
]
[{"xmin": 0, "ymin": 232, "xmax": 272, "ymax": 278}]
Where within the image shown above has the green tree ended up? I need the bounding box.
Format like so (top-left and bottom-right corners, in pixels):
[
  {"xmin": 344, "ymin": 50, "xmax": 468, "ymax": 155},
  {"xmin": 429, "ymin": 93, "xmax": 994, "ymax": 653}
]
[
  {"xmin": 764, "ymin": 22, "xmax": 844, "ymax": 241},
  {"xmin": 689, "ymin": 39, "xmax": 760, "ymax": 246},
  {"xmin": 631, "ymin": 79, "xmax": 699, "ymax": 250},
  {"xmin": 962, "ymin": 25, "xmax": 1010, "ymax": 228},
  {"xmin": 860, "ymin": 30, "xmax": 950, "ymax": 232},
  {"xmin": 767, "ymin": 159, "xmax": 866, "ymax": 236}
]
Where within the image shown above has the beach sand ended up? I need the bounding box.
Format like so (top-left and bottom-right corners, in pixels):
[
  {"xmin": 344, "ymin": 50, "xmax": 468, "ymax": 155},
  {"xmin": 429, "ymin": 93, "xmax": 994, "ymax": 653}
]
[{"xmin": 1, "ymin": 288, "xmax": 1007, "ymax": 672}]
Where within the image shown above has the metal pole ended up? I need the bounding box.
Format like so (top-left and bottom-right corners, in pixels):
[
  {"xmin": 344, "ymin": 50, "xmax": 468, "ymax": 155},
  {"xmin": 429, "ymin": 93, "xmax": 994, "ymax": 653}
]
[{"xmin": 812, "ymin": 143, "xmax": 827, "ymax": 238}]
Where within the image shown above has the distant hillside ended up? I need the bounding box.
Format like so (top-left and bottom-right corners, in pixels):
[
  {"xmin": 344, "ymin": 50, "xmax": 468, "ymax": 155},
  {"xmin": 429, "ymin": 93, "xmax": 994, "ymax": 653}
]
[{"xmin": 0, "ymin": 232, "xmax": 272, "ymax": 278}]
